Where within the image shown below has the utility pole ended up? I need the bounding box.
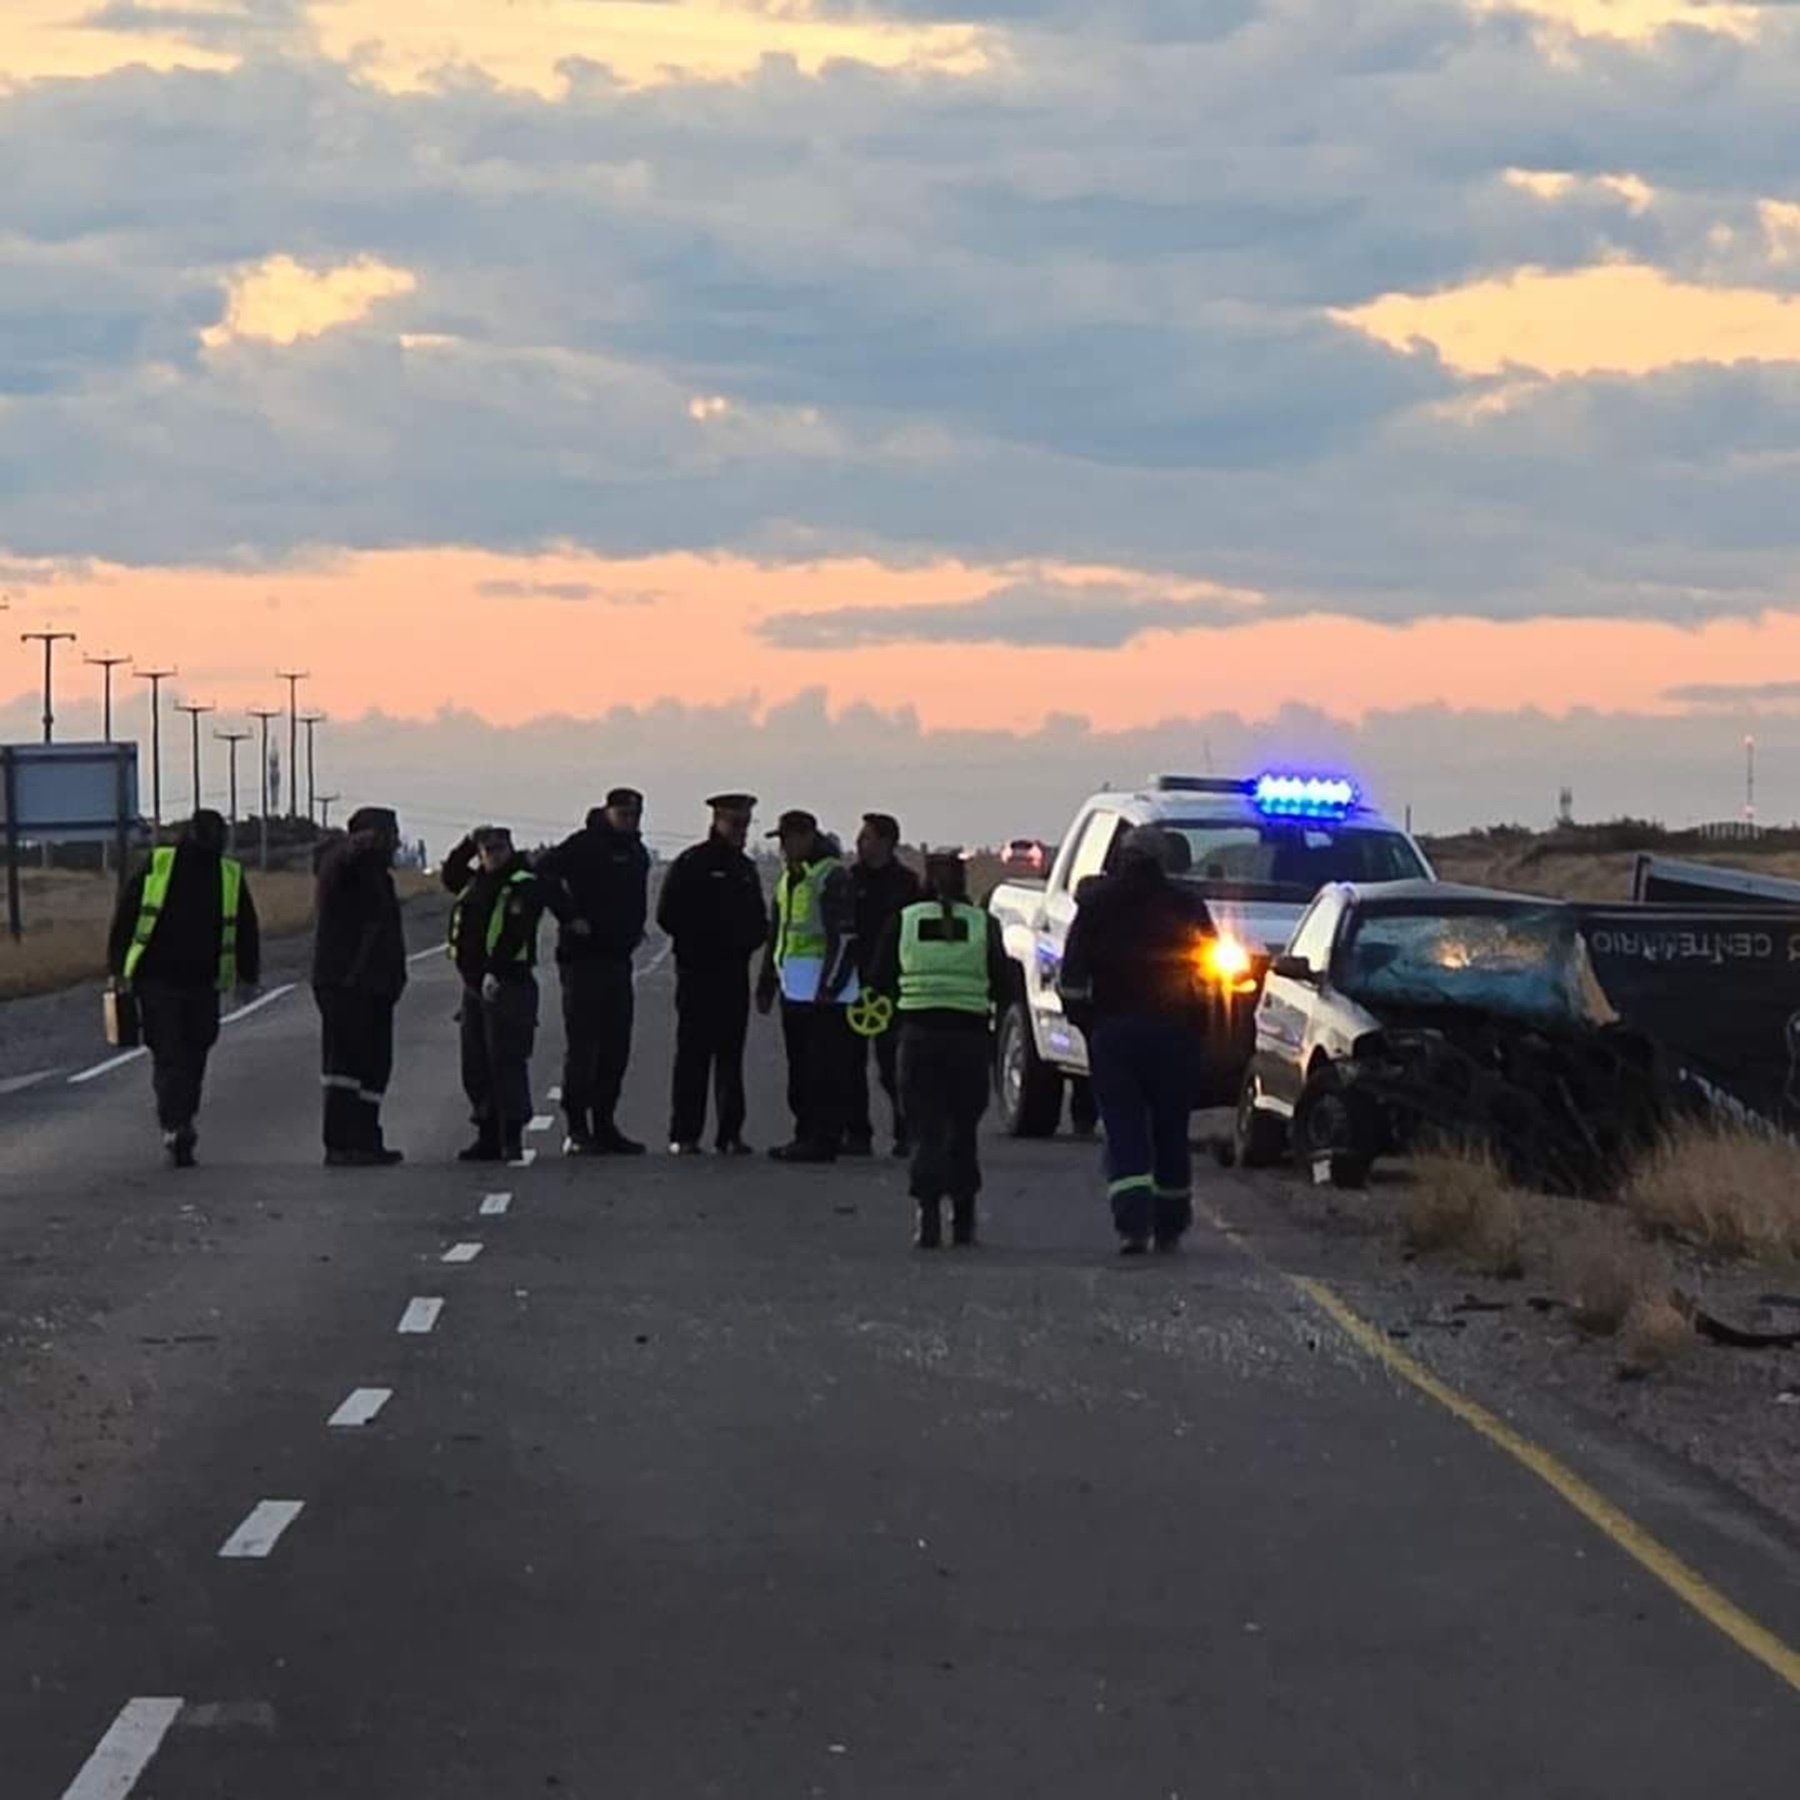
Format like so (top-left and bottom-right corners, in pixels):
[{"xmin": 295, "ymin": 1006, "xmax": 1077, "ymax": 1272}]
[
  {"xmin": 20, "ymin": 629, "xmax": 78, "ymax": 742},
  {"xmin": 83, "ymin": 651, "xmax": 132, "ymax": 740},
  {"xmin": 277, "ymin": 671, "xmax": 308, "ymax": 820},
  {"xmin": 318, "ymin": 793, "xmax": 341, "ymax": 832},
  {"xmin": 176, "ymin": 700, "xmax": 216, "ymax": 819},
  {"xmin": 134, "ymin": 667, "xmax": 177, "ymax": 836},
  {"xmin": 300, "ymin": 712, "xmax": 324, "ymax": 825},
  {"xmin": 248, "ymin": 706, "xmax": 283, "ymax": 871},
  {"xmin": 215, "ymin": 727, "xmax": 251, "ymax": 852}
]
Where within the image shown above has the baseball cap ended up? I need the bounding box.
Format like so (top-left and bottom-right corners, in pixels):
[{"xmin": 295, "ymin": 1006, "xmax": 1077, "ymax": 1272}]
[{"xmin": 767, "ymin": 809, "xmax": 819, "ymax": 839}]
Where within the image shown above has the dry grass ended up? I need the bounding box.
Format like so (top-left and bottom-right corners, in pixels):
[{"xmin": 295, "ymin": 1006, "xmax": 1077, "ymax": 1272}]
[
  {"xmin": 0, "ymin": 867, "xmax": 437, "ymax": 999},
  {"xmin": 1400, "ymin": 1151, "xmax": 1528, "ymax": 1278},
  {"xmin": 1553, "ymin": 1213, "xmax": 1673, "ymax": 1336},
  {"xmin": 1622, "ymin": 1122, "xmax": 1800, "ymax": 1263},
  {"xmin": 1430, "ymin": 842, "xmax": 1800, "ymax": 904},
  {"xmin": 1618, "ymin": 1293, "xmax": 1695, "ymax": 1376}
]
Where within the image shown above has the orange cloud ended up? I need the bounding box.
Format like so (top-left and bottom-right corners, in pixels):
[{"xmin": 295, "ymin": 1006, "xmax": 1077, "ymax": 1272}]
[
  {"xmin": 201, "ymin": 255, "xmax": 418, "ymax": 349},
  {"xmin": 0, "ymin": 1, "xmax": 238, "ymax": 84},
  {"xmin": 1470, "ymin": 0, "xmax": 1759, "ymax": 40}
]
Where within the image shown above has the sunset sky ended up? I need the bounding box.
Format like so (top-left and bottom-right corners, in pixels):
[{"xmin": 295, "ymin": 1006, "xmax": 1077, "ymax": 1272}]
[{"xmin": 5, "ymin": 0, "xmax": 1800, "ymax": 847}]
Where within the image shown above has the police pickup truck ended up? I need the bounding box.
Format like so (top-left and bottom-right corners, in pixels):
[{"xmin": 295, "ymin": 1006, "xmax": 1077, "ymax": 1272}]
[{"xmin": 984, "ymin": 774, "xmax": 1433, "ymax": 1136}]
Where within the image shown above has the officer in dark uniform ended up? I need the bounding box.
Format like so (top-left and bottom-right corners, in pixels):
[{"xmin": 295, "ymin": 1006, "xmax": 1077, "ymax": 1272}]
[
  {"xmin": 536, "ymin": 788, "xmax": 652, "ymax": 1156},
  {"xmin": 312, "ymin": 805, "xmax": 408, "ymax": 1166},
  {"xmin": 108, "ymin": 808, "xmax": 262, "ymax": 1168},
  {"xmin": 655, "ymin": 794, "xmax": 769, "ymax": 1156},
  {"xmin": 845, "ymin": 811, "xmax": 921, "ymax": 1158},
  {"xmin": 1058, "ymin": 825, "xmax": 1215, "ymax": 1254},
  {"xmin": 442, "ymin": 825, "xmax": 576, "ymax": 1163}
]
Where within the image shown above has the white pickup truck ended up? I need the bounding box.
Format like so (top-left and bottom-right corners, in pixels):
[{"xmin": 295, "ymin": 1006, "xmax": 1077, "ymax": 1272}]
[{"xmin": 984, "ymin": 774, "xmax": 1434, "ymax": 1135}]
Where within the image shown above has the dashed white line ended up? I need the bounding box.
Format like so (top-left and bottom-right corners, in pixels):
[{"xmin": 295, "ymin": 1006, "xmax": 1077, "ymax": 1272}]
[
  {"xmin": 398, "ymin": 1297, "xmax": 444, "ymax": 1334},
  {"xmin": 547, "ymin": 1084, "xmax": 563, "ymax": 1102},
  {"xmin": 328, "ymin": 1387, "xmax": 393, "ymax": 1428},
  {"xmin": 527, "ymin": 1114, "xmax": 554, "ymax": 1133},
  {"xmin": 68, "ymin": 1048, "xmax": 147, "ymax": 1085},
  {"xmin": 219, "ymin": 981, "xmax": 296, "ymax": 1025},
  {"xmin": 218, "ymin": 1499, "xmax": 305, "ymax": 1559},
  {"xmin": 441, "ymin": 1241, "xmax": 483, "ymax": 1265},
  {"xmin": 60, "ymin": 1696, "xmax": 185, "ymax": 1800},
  {"xmin": 480, "ymin": 1192, "xmax": 512, "ymax": 1216},
  {"xmin": 509, "ymin": 1147, "xmax": 538, "ymax": 1168}
]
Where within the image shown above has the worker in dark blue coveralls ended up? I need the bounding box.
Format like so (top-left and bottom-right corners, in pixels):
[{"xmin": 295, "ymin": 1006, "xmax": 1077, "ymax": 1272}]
[{"xmin": 1058, "ymin": 825, "xmax": 1216, "ymax": 1255}]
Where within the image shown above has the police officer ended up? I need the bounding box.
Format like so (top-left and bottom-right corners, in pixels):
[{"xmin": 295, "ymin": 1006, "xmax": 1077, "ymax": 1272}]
[
  {"xmin": 845, "ymin": 812, "xmax": 921, "ymax": 1158},
  {"xmin": 442, "ymin": 825, "xmax": 575, "ymax": 1163},
  {"xmin": 1058, "ymin": 825, "xmax": 1215, "ymax": 1254},
  {"xmin": 108, "ymin": 808, "xmax": 261, "ymax": 1168},
  {"xmin": 536, "ymin": 789, "xmax": 652, "ymax": 1156},
  {"xmin": 869, "ymin": 850, "xmax": 1007, "ymax": 1248},
  {"xmin": 655, "ymin": 794, "xmax": 768, "ymax": 1156},
  {"xmin": 758, "ymin": 810, "xmax": 858, "ymax": 1164}
]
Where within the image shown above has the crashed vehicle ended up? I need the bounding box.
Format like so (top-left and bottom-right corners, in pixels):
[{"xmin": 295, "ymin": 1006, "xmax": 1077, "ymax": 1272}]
[{"xmin": 1237, "ymin": 882, "xmax": 1675, "ymax": 1194}]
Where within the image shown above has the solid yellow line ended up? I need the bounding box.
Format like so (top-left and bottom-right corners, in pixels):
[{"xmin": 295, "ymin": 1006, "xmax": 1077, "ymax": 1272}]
[{"xmin": 1292, "ymin": 1274, "xmax": 1800, "ymax": 1697}]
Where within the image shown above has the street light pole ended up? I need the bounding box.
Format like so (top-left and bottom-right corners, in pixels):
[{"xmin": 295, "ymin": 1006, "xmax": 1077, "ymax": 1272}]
[
  {"xmin": 133, "ymin": 668, "xmax": 177, "ymax": 836},
  {"xmin": 248, "ymin": 707, "xmax": 283, "ymax": 871},
  {"xmin": 278, "ymin": 671, "xmax": 308, "ymax": 820},
  {"xmin": 20, "ymin": 629, "xmax": 78, "ymax": 742},
  {"xmin": 215, "ymin": 727, "xmax": 251, "ymax": 853},
  {"xmin": 318, "ymin": 793, "xmax": 341, "ymax": 832},
  {"xmin": 300, "ymin": 712, "xmax": 324, "ymax": 825},
  {"xmin": 175, "ymin": 700, "xmax": 216, "ymax": 819},
  {"xmin": 84, "ymin": 652, "xmax": 132, "ymax": 740}
]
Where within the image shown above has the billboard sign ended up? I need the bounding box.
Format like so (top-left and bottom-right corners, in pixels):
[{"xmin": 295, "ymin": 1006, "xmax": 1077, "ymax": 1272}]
[{"xmin": 0, "ymin": 741, "xmax": 140, "ymax": 841}]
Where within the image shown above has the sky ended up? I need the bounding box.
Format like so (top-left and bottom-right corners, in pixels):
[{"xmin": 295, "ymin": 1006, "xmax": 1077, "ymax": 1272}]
[{"xmin": 5, "ymin": 0, "xmax": 1800, "ymax": 851}]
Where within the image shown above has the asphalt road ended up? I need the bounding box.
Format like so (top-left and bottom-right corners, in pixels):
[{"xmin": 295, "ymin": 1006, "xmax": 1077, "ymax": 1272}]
[{"xmin": 4, "ymin": 930, "xmax": 1799, "ymax": 1798}]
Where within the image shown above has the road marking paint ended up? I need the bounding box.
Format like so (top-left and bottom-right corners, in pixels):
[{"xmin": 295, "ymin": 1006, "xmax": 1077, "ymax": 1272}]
[
  {"xmin": 1293, "ymin": 1274, "xmax": 1800, "ymax": 1696},
  {"xmin": 509, "ymin": 1147, "xmax": 538, "ymax": 1167},
  {"xmin": 0, "ymin": 1068, "xmax": 55, "ymax": 1096},
  {"xmin": 407, "ymin": 944, "xmax": 443, "ymax": 964},
  {"xmin": 218, "ymin": 1499, "xmax": 305, "ymax": 1559},
  {"xmin": 69, "ymin": 1048, "xmax": 147, "ymax": 1085},
  {"xmin": 398, "ymin": 1297, "xmax": 444, "ymax": 1334},
  {"xmin": 480, "ymin": 1192, "xmax": 512, "ymax": 1216},
  {"xmin": 328, "ymin": 1387, "xmax": 393, "ymax": 1428},
  {"xmin": 547, "ymin": 1084, "xmax": 563, "ymax": 1102},
  {"xmin": 527, "ymin": 1114, "xmax": 554, "ymax": 1133},
  {"xmin": 642, "ymin": 940, "xmax": 672, "ymax": 977},
  {"xmin": 60, "ymin": 1696, "xmax": 185, "ymax": 1800},
  {"xmin": 219, "ymin": 981, "xmax": 295, "ymax": 1025},
  {"xmin": 441, "ymin": 1241, "xmax": 483, "ymax": 1264}
]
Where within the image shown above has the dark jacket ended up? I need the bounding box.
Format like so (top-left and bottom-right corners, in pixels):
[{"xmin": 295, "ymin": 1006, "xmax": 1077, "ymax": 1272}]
[
  {"xmin": 109, "ymin": 845, "xmax": 262, "ymax": 990},
  {"xmin": 868, "ymin": 902, "xmax": 1007, "ymax": 1034},
  {"xmin": 535, "ymin": 815, "xmax": 651, "ymax": 961},
  {"xmin": 655, "ymin": 833, "xmax": 769, "ymax": 968},
  {"xmin": 441, "ymin": 838, "xmax": 569, "ymax": 984},
  {"xmin": 851, "ymin": 858, "xmax": 923, "ymax": 981},
  {"xmin": 1059, "ymin": 861, "xmax": 1214, "ymax": 1027},
  {"xmin": 313, "ymin": 836, "xmax": 408, "ymax": 998}
]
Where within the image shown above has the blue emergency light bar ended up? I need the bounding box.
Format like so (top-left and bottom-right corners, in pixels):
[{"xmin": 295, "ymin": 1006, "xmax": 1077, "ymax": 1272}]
[{"xmin": 1251, "ymin": 773, "xmax": 1359, "ymax": 818}]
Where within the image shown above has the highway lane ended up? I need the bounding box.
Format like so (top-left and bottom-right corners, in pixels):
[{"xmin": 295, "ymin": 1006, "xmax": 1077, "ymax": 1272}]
[{"xmin": 3, "ymin": 940, "xmax": 1799, "ymax": 1797}]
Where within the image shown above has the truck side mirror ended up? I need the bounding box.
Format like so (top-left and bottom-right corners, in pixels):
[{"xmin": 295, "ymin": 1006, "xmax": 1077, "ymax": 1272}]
[{"xmin": 1270, "ymin": 954, "xmax": 1318, "ymax": 983}]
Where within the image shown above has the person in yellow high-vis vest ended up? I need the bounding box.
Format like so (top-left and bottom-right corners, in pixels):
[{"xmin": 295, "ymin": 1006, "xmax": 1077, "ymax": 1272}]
[{"xmin": 108, "ymin": 809, "xmax": 261, "ymax": 1169}]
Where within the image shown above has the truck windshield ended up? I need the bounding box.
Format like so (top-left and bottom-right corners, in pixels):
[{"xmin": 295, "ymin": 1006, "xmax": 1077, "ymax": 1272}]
[{"xmin": 1165, "ymin": 821, "xmax": 1426, "ymax": 902}]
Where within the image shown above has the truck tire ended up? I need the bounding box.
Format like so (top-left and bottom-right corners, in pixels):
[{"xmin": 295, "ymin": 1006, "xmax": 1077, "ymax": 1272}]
[
  {"xmin": 1234, "ymin": 1072, "xmax": 1288, "ymax": 1169},
  {"xmin": 997, "ymin": 1002, "xmax": 1064, "ymax": 1138}
]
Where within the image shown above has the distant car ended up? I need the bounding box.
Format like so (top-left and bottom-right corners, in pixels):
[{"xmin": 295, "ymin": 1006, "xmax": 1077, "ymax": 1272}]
[{"xmin": 1001, "ymin": 837, "xmax": 1049, "ymax": 874}]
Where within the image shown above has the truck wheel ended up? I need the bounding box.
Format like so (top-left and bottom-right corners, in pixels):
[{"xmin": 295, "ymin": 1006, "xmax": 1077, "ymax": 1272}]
[
  {"xmin": 998, "ymin": 1003, "xmax": 1064, "ymax": 1138},
  {"xmin": 1292, "ymin": 1066, "xmax": 1373, "ymax": 1190},
  {"xmin": 1235, "ymin": 1073, "xmax": 1288, "ymax": 1169}
]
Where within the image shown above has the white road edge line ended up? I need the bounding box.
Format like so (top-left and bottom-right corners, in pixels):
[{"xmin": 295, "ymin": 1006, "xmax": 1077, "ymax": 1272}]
[
  {"xmin": 219, "ymin": 981, "xmax": 296, "ymax": 1026},
  {"xmin": 328, "ymin": 1387, "xmax": 393, "ymax": 1428},
  {"xmin": 641, "ymin": 940, "xmax": 672, "ymax": 977},
  {"xmin": 218, "ymin": 1499, "xmax": 305, "ymax": 1559},
  {"xmin": 480, "ymin": 1192, "xmax": 512, "ymax": 1216},
  {"xmin": 69, "ymin": 980, "xmax": 297, "ymax": 1086},
  {"xmin": 406, "ymin": 944, "xmax": 441, "ymax": 964},
  {"xmin": 60, "ymin": 1696, "xmax": 185, "ymax": 1800},
  {"xmin": 398, "ymin": 1297, "xmax": 444, "ymax": 1334},
  {"xmin": 0, "ymin": 1068, "xmax": 56, "ymax": 1096},
  {"xmin": 441, "ymin": 1241, "xmax": 483, "ymax": 1264},
  {"xmin": 68, "ymin": 1048, "xmax": 146, "ymax": 1085}
]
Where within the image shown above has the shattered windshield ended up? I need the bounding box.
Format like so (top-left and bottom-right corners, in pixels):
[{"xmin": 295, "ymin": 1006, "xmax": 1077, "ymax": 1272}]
[
  {"xmin": 1336, "ymin": 905, "xmax": 1618, "ymax": 1028},
  {"xmin": 1165, "ymin": 821, "xmax": 1427, "ymax": 902}
]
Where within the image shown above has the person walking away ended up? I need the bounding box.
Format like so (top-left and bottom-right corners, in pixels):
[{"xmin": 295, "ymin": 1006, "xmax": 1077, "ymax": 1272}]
[
  {"xmin": 536, "ymin": 788, "xmax": 652, "ymax": 1156},
  {"xmin": 1058, "ymin": 826, "xmax": 1215, "ymax": 1254},
  {"xmin": 442, "ymin": 825, "xmax": 575, "ymax": 1163},
  {"xmin": 655, "ymin": 794, "xmax": 768, "ymax": 1156},
  {"xmin": 845, "ymin": 812, "xmax": 921, "ymax": 1158},
  {"xmin": 757, "ymin": 811, "xmax": 858, "ymax": 1164},
  {"xmin": 108, "ymin": 808, "xmax": 261, "ymax": 1169},
  {"xmin": 869, "ymin": 850, "xmax": 1006, "ymax": 1248},
  {"xmin": 313, "ymin": 806, "xmax": 408, "ymax": 1167}
]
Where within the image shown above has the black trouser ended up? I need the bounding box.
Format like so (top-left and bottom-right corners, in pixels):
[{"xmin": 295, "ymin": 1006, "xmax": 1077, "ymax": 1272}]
[
  {"xmin": 137, "ymin": 981, "xmax": 221, "ymax": 1137},
  {"xmin": 1090, "ymin": 1013, "xmax": 1197, "ymax": 1242},
  {"xmin": 460, "ymin": 976, "xmax": 539, "ymax": 1142},
  {"xmin": 560, "ymin": 956, "xmax": 634, "ymax": 1135},
  {"xmin": 898, "ymin": 1024, "xmax": 989, "ymax": 1209},
  {"xmin": 316, "ymin": 987, "xmax": 397, "ymax": 1152},
  {"xmin": 669, "ymin": 962, "xmax": 750, "ymax": 1146},
  {"xmin": 780, "ymin": 1000, "xmax": 854, "ymax": 1151},
  {"xmin": 846, "ymin": 1025, "xmax": 905, "ymax": 1147}
]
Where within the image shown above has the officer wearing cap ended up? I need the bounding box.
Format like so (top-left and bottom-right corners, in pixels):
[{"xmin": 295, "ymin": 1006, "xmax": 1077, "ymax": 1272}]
[
  {"xmin": 758, "ymin": 809, "xmax": 859, "ymax": 1163},
  {"xmin": 312, "ymin": 804, "xmax": 408, "ymax": 1166},
  {"xmin": 655, "ymin": 793, "xmax": 769, "ymax": 1155},
  {"xmin": 535, "ymin": 788, "xmax": 653, "ymax": 1156}
]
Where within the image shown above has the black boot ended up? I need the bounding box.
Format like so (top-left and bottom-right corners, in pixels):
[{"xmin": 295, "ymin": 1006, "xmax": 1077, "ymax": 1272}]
[
  {"xmin": 458, "ymin": 1123, "xmax": 503, "ymax": 1163},
  {"xmin": 594, "ymin": 1124, "xmax": 647, "ymax": 1156},
  {"xmin": 951, "ymin": 1196, "xmax": 978, "ymax": 1248},
  {"xmin": 164, "ymin": 1127, "xmax": 197, "ymax": 1170},
  {"xmin": 502, "ymin": 1126, "xmax": 526, "ymax": 1164},
  {"xmin": 915, "ymin": 1199, "xmax": 943, "ymax": 1250}
]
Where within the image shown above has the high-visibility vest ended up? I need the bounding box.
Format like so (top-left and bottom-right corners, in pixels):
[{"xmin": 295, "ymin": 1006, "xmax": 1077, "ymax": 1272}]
[
  {"xmin": 123, "ymin": 847, "xmax": 244, "ymax": 992},
  {"xmin": 448, "ymin": 867, "xmax": 536, "ymax": 968},
  {"xmin": 773, "ymin": 857, "xmax": 838, "ymax": 970},
  {"xmin": 897, "ymin": 902, "xmax": 991, "ymax": 1017}
]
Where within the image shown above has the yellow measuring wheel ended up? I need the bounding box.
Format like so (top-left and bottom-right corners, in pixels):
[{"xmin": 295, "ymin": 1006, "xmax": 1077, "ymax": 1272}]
[{"xmin": 848, "ymin": 993, "xmax": 896, "ymax": 1039}]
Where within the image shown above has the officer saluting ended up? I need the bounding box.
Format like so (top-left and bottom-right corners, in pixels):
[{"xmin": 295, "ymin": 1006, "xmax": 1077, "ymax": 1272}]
[{"xmin": 655, "ymin": 794, "xmax": 769, "ymax": 1156}]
